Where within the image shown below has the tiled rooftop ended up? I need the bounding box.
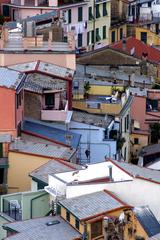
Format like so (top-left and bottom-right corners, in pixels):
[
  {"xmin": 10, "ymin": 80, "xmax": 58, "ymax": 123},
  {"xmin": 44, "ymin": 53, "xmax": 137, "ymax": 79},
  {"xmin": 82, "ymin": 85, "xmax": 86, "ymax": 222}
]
[
  {"xmin": 9, "ymin": 139, "xmax": 75, "ymax": 160},
  {"xmin": 30, "ymin": 160, "xmax": 82, "ymax": 184},
  {"xmin": 59, "ymin": 191, "xmax": 125, "ymax": 220},
  {"xmin": 24, "ymin": 73, "xmax": 66, "ymax": 93},
  {"xmin": 0, "ymin": 67, "xmax": 24, "ymax": 90},
  {"xmin": 4, "ymin": 216, "xmax": 81, "ymax": 240},
  {"xmin": 111, "ymin": 37, "xmax": 160, "ymax": 64},
  {"xmin": 22, "ymin": 118, "xmax": 81, "ymax": 149}
]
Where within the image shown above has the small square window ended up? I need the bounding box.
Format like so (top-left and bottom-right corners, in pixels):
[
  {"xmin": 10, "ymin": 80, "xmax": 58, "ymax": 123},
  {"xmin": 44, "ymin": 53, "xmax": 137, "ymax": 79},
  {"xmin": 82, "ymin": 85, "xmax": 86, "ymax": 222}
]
[
  {"xmin": 75, "ymin": 219, "xmax": 79, "ymax": 230},
  {"xmin": 66, "ymin": 211, "xmax": 70, "ymax": 222},
  {"xmin": 134, "ymin": 138, "xmax": 139, "ymax": 145}
]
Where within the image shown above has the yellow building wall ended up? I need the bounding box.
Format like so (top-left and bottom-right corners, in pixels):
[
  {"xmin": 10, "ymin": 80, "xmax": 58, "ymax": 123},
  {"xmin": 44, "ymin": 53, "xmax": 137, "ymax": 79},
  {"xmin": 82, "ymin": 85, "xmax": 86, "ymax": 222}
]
[
  {"xmin": 109, "ymin": 24, "xmax": 127, "ymax": 43},
  {"xmin": 136, "ymin": 27, "xmax": 160, "ymax": 46},
  {"xmin": 89, "ymin": 85, "xmax": 124, "ymax": 96},
  {"xmin": 131, "ymin": 133, "xmax": 148, "ymax": 157},
  {"xmin": 123, "ymin": 210, "xmax": 148, "ymax": 240},
  {"xmin": 88, "ymin": 0, "xmax": 111, "ymax": 46},
  {"xmin": 8, "ymin": 151, "xmax": 52, "ymax": 193},
  {"xmin": 73, "ymin": 100, "xmax": 122, "ymax": 115}
]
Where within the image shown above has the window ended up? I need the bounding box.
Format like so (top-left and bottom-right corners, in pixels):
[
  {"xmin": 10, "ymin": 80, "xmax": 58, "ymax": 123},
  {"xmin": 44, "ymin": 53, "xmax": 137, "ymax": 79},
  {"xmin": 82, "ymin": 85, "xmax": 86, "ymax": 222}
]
[
  {"xmin": 111, "ymin": 31, "xmax": 115, "ymax": 43},
  {"xmin": 78, "ymin": 7, "xmax": 83, "ymax": 22},
  {"xmin": 96, "ymin": 4, "xmax": 101, "ymax": 18},
  {"xmin": 75, "ymin": 219, "xmax": 79, "ymax": 230},
  {"xmin": 89, "ymin": 6, "xmax": 94, "ymax": 20},
  {"xmin": 103, "ymin": 25, "xmax": 106, "ymax": 39},
  {"xmin": 91, "ymin": 220, "xmax": 102, "ymax": 239},
  {"xmin": 91, "ymin": 30, "xmax": 94, "ymax": 44},
  {"xmin": 0, "ymin": 169, "xmax": 4, "ymax": 184},
  {"xmin": 120, "ymin": 28, "xmax": 123, "ymax": 40},
  {"xmin": 3, "ymin": 5, "xmax": 10, "ymax": 17},
  {"xmin": 0, "ymin": 143, "xmax": 3, "ymax": 158},
  {"xmin": 87, "ymin": 32, "xmax": 90, "ymax": 45},
  {"xmin": 134, "ymin": 138, "xmax": 139, "ymax": 145},
  {"xmin": 68, "ymin": 9, "xmax": 71, "ymax": 24},
  {"xmin": 141, "ymin": 32, "xmax": 147, "ymax": 43},
  {"xmin": 103, "ymin": 2, "xmax": 107, "ymax": 16},
  {"xmin": 66, "ymin": 211, "xmax": 70, "ymax": 222},
  {"xmin": 57, "ymin": 205, "xmax": 61, "ymax": 215},
  {"xmin": 78, "ymin": 33, "xmax": 83, "ymax": 47},
  {"xmin": 96, "ymin": 28, "xmax": 101, "ymax": 41},
  {"xmin": 124, "ymin": 117, "xmax": 127, "ymax": 132},
  {"xmin": 126, "ymin": 114, "xmax": 129, "ymax": 130},
  {"xmin": 45, "ymin": 93, "xmax": 54, "ymax": 108}
]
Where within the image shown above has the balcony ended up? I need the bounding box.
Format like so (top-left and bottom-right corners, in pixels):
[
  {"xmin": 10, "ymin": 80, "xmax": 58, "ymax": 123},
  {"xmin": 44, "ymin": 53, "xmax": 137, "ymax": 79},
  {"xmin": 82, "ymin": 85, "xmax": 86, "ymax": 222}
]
[{"xmin": 41, "ymin": 100, "xmax": 73, "ymax": 122}]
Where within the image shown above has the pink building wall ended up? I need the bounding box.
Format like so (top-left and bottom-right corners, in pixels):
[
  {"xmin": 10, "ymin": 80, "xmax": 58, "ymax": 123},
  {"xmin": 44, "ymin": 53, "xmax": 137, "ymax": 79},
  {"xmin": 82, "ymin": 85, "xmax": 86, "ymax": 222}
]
[
  {"xmin": 0, "ymin": 87, "xmax": 24, "ymax": 137},
  {"xmin": 0, "ymin": 53, "xmax": 76, "ymax": 70},
  {"xmin": 0, "ymin": 87, "xmax": 16, "ymax": 135}
]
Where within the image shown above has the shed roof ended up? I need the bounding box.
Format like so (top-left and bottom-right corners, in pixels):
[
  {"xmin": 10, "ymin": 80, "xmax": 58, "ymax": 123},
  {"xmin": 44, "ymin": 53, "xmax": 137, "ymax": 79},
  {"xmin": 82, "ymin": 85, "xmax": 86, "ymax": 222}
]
[
  {"xmin": 59, "ymin": 191, "xmax": 125, "ymax": 220},
  {"xmin": 3, "ymin": 216, "xmax": 81, "ymax": 240},
  {"xmin": 30, "ymin": 160, "xmax": 82, "ymax": 184}
]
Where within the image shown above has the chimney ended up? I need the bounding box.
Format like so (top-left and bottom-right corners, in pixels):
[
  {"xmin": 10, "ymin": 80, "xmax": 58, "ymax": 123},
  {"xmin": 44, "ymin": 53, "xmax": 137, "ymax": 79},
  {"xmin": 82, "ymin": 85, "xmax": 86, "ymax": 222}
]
[{"xmin": 108, "ymin": 165, "xmax": 113, "ymax": 181}]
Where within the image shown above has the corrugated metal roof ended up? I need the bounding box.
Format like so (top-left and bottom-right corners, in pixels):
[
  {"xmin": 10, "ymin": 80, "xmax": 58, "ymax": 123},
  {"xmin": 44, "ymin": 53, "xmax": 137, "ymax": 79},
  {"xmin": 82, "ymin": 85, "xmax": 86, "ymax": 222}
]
[
  {"xmin": 9, "ymin": 139, "xmax": 75, "ymax": 160},
  {"xmin": 4, "ymin": 216, "xmax": 81, "ymax": 240},
  {"xmin": 111, "ymin": 160, "xmax": 160, "ymax": 183},
  {"xmin": 134, "ymin": 206, "xmax": 160, "ymax": 237},
  {"xmin": 22, "ymin": 119, "xmax": 81, "ymax": 149},
  {"xmin": 59, "ymin": 191, "xmax": 124, "ymax": 220},
  {"xmin": 0, "ymin": 67, "xmax": 24, "ymax": 90},
  {"xmin": 30, "ymin": 160, "xmax": 82, "ymax": 184}
]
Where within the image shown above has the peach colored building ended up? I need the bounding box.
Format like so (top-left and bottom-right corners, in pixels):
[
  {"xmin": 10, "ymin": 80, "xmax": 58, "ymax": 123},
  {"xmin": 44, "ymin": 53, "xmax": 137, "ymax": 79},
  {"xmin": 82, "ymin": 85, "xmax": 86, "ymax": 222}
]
[
  {"xmin": 0, "ymin": 67, "xmax": 25, "ymax": 137},
  {"xmin": 0, "ymin": 26, "xmax": 76, "ymax": 70},
  {"xmin": 2, "ymin": 0, "xmax": 88, "ymax": 48},
  {"xmin": 130, "ymin": 90, "xmax": 160, "ymax": 162}
]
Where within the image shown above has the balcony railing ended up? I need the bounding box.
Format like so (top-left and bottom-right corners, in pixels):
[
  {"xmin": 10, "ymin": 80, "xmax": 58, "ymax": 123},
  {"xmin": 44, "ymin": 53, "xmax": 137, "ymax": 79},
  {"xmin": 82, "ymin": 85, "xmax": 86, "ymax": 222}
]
[{"xmin": 41, "ymin": 100, "xmax": 69, "ymax": 122}]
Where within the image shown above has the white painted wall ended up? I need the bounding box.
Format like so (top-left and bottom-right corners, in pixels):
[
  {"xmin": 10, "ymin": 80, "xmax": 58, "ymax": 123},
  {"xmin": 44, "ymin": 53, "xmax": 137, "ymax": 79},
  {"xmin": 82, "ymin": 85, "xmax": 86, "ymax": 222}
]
[
  {"xmin": 70, "ymin": 121, "xmax": 117, "ymax": 163},
  {"xmin": 105, "ymin": 178, "xmax": 160, "ymax": 220},
  {"xmin": 48, "ymin": 175, "xmax": 67, "ymax": 197}
]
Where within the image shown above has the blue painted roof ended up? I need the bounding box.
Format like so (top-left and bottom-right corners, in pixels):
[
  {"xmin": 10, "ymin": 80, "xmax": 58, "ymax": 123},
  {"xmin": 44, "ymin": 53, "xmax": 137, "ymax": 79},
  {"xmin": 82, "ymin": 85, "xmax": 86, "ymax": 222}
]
[
  {"xmin": 22, "ymin": 119, "xmax": 81, "ymax": 149},
  {"xmin": 134, "ymin": 206, "xmax": 160, "ymax": 237}
]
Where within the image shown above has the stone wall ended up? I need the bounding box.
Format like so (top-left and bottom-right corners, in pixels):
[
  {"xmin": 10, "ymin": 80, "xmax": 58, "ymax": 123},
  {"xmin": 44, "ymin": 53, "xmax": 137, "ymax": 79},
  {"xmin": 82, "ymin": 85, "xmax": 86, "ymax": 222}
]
[{"xmin": 24, "ymin": 91, "xmax": 42, "ymax": 120}]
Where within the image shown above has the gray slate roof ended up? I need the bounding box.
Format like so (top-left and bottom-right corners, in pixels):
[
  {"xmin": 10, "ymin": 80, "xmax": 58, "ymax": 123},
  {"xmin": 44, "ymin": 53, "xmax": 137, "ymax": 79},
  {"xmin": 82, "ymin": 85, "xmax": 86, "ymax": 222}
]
[
  {"xmin": 111, "ymin": 160, "xmax": 160, "ymax": 184},
  {"xmin": 139, "ymin": 144, "xmax": 160, "ymax": 157},
  {"xmin": 30, "ymin": 160, "xmax": 82, "ymax": 184},
  {"xmin": 4, "ymin": 216, "xmax": 81, "ymax": 240},
  {"xmin": 0, "ymin": 67, "xmax": 24, "ymax": 90},
  {"xmin": 72, "ymin": 111, "xmax": 113, "ymax": 128},
  {"xmin": 134, "ymin": 206, "xmax": 160, "ymax": 237},
  {"xmin": 59, "ymin": 191, "xmax": 125, "ymax": 220},
  {"xmin": 9, "ymin": 139, "xmax": 75, "ymax": 160}
]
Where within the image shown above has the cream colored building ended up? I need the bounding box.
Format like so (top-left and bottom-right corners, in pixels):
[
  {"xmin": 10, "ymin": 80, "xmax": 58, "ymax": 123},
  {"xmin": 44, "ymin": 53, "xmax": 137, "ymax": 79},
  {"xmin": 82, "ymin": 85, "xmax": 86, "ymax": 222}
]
[{"xmin": 87, "ymin": 0, "xmax": 111, "ymax": 50}]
